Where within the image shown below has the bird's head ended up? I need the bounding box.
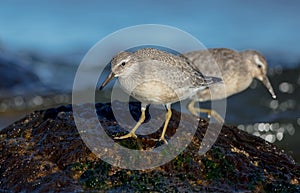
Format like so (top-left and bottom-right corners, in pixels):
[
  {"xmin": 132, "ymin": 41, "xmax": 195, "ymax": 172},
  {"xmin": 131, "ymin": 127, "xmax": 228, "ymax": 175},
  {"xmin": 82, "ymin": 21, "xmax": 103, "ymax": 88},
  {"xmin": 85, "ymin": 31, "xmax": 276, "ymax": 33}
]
[
  {"xmin": 99, "ymin": 51, "xmax": 133, "ymax": 90},
  {"xmin": 242, "ymin": 50, "xmax": 276, "ymax": 99}
]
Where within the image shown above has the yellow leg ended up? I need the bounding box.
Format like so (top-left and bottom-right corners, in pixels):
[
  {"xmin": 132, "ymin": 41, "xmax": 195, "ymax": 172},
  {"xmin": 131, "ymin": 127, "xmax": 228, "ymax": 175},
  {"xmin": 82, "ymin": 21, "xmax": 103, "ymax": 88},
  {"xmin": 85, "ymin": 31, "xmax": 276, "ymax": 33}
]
[
  {"xmin": 187, "ymin": 100, "xmax": 198, "ymax": 116},
  {"xmin": 187, "ymin": 100, "xmax": 224, "ymax": 123},
  {"xmin": 114, "ymin": 105, "xmax": 146, "ymax": 140},
  {"xmin": 159, "ymin": 104, "xmax": 172, "ymax": 144}
]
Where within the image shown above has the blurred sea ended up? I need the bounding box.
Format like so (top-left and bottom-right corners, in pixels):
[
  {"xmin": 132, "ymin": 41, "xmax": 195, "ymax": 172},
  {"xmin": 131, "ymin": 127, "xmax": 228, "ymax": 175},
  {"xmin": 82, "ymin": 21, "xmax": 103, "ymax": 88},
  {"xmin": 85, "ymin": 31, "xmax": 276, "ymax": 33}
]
[{"xmin": 0, "ymin": 1, "xmax": 299, "ymax": 161}]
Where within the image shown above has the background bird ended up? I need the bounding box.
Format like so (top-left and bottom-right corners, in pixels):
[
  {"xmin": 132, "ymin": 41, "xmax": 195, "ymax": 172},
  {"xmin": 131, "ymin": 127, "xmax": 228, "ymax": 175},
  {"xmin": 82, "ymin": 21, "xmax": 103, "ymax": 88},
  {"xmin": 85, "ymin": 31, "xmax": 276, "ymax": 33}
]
[{"xmin": 184, "ymin": 48, "xmax": 276, "ymax": 122}]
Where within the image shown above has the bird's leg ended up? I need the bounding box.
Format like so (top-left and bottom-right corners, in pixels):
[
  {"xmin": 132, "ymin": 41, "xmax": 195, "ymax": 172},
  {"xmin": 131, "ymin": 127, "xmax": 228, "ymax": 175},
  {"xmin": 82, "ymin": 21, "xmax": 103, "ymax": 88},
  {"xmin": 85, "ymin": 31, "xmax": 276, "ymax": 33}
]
[
  {"xmin": 114, "ymin": 105, "xmax": 146, "ymax": 140},
  {"xmin": 159, "ymin": 104, "xmax": 172, "ymax": 144},
  {"xmin": 187, "ymin": 100, "xmax": 198, "ymax": 116},
  {"xmin": 187, "ymin": 100, "xmax": 224, "ymax": 123}
]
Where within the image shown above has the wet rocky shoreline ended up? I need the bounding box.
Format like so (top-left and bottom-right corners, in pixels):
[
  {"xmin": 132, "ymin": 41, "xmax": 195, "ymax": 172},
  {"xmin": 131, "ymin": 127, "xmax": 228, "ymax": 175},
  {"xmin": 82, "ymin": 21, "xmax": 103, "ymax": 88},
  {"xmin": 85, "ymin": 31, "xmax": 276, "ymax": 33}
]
[{"xmin": 1, "ymin": 102, "xmax": 299, "ymax": 192}]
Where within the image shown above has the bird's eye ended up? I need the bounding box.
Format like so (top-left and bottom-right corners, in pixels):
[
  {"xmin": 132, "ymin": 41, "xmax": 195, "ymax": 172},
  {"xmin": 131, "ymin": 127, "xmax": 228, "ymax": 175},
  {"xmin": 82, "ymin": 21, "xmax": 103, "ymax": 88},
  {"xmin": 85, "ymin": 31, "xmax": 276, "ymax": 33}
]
[{"xmin": 121, "ymin": 62, "xmax": 126, "ymax": 66}]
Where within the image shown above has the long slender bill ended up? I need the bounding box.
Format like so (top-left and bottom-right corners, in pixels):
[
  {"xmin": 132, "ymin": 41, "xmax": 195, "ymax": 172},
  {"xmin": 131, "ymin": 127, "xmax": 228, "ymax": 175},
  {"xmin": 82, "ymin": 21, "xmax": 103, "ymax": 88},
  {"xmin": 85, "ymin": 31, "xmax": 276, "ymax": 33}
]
[
  {"xmin": 99, "ymin": 72, "xmax": 115, "ymax": 90},
  {"xmin": 262, "ymin": 76, "xmax": 277, "ymax": 99}
]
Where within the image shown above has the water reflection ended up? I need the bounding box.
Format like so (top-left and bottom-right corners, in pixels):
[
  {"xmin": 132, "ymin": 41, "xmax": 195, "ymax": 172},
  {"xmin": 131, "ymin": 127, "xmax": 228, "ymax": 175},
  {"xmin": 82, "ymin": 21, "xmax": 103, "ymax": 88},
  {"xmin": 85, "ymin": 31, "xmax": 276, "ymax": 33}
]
[
  {"xmin": 238, "ymin": 122, "xmax": 295, "ymax": 143},
  {"xmin": 279, "ymin": 82, "xmax": 294, "ymax": 94},
  {"xmin": 0, "ymin": 94, "xmax": 71, "ymax": 114},
  {"xmin": 233, "ymin": 65, "xmax": 299, "ymax": 161}
]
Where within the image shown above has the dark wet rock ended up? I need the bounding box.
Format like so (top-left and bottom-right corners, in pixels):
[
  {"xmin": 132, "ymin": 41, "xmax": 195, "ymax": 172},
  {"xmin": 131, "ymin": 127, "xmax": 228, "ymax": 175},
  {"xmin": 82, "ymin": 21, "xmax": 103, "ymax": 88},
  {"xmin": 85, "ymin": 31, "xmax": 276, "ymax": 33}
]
[{"xmin": 0, "ymin": 102, "xmax": 299, "ymax": 192}]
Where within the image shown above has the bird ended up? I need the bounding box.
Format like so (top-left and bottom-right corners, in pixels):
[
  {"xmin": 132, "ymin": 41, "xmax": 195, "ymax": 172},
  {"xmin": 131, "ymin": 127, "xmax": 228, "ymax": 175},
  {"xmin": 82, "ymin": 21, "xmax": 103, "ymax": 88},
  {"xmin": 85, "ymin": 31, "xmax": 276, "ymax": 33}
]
[
  {"xmin": 99, "ymin": 48, "xmax": 222, "ymax": 143},
  {"xmin": 183, "ymin": 48, "xmax": 276, "ymax": 122}
]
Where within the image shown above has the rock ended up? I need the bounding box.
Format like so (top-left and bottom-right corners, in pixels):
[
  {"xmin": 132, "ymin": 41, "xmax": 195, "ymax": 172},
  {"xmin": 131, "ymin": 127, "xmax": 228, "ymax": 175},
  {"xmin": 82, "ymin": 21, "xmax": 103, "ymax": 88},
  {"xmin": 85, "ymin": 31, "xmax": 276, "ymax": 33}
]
[
  {"xmin": 0, "ymin": 50, "xmax": 69, "ymax": 93},
  {"xmin": 0, "ymin": 52, "xmax": 71, "ymax": 115},
  {"xmin": 0, "ymin": 102, "xmax": 299, "ymax": 192},
  {"xmin": 0, "ymin": 52, "xmax": 42, "ymax": 95}
]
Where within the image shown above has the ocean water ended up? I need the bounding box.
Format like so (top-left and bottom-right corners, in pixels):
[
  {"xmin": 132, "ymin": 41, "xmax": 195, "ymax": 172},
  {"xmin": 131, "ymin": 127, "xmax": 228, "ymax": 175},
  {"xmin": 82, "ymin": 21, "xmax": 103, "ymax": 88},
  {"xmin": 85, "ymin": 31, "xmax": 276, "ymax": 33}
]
[{"xmin": 0, "ymin": 1, "xmax": 299, "ymax": 161}]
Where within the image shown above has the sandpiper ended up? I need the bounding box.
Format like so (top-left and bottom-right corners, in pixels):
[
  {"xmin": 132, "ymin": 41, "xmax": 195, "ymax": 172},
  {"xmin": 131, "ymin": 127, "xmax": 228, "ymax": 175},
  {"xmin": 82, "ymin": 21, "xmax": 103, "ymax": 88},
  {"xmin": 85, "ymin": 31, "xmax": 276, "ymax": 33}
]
[
  {"xmin": 100, "ymin": 48, "xmax": 222, "ymax": 143},
  {"xmin": 184, "ymin": 48, "xmax": 276, "ymax": 122}
]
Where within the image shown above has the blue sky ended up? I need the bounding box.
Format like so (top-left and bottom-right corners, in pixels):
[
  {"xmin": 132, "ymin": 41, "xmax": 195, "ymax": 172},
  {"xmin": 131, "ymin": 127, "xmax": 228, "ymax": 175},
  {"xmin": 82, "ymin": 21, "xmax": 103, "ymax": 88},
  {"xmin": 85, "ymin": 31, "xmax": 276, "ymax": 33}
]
[{"xmin": 0, "ymin": 1, "xmax": 300, "ymax": 65}]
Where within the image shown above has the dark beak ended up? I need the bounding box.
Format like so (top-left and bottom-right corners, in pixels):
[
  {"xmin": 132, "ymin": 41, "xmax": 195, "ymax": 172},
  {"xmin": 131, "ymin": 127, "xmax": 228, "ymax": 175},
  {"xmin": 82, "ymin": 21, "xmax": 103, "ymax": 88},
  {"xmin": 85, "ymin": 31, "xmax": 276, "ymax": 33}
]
[
  {"xmin": 261, "ymin": 76, "xmax": 277, "ymax": 99},
  {"xmin": 99, "ymin": 72, "xmax": 115, "ymax": 90}
]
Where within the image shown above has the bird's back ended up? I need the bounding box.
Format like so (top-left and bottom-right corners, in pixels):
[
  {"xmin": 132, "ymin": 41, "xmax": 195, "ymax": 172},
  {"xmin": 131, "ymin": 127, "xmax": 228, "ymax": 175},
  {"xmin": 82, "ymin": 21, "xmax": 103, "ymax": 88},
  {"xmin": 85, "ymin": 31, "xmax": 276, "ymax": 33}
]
[
  {"xmin": 133, "ymin": 48, "xmax": 212, "ymax": 89},
  {"xmin": 119, "ymin": 48, "xmax": 220, "ymax": 104},
  {"xmin": 184, "ymin": 48, "xmax": 254, "ymax": 101}
]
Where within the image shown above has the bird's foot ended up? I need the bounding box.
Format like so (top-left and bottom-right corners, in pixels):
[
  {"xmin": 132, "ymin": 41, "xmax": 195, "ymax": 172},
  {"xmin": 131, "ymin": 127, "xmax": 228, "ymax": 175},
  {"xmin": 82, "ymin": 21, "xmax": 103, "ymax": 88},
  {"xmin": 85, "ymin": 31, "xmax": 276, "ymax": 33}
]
[
  {"xmin": 114, "ymin": 132, "xmax": 137, "ymax": 140},
  {"xmin": 150, "ymin": 136, "xmax": 168, "ymax": 144},
  {"xmin": 159, "ymin": 137, "xmax": 168, "ymax": 144}
]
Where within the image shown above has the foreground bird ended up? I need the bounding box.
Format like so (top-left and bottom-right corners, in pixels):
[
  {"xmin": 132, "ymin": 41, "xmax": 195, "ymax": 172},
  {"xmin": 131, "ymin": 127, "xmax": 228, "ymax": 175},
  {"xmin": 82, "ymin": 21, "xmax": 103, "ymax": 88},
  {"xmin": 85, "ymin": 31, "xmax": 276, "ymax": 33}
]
[
  {"xmin": 100, "ymin": 48, "xmax": 222, "ymax": 143},
  {"xmin": 184, "ymin": 48, "xmax": 276, "ymax": 122}
]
